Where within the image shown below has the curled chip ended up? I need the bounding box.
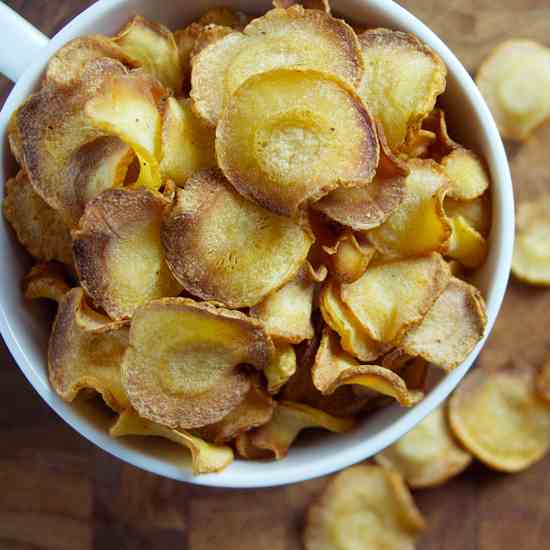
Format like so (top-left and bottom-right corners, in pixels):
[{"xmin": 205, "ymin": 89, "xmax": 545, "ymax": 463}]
[
  {"xmin": 341, "ymin": 253, "xmax": 451, "ymax": 344},
  {"xmin": 110, "ymin": 409, "xmax": 234, "ymax": 474},
  {"xmin": 121, "ymin": 298, "xmax": 273, "ymax": 430},
  {"xmin": 536, "ymin": 357, "xmax": 550, "ymax": 404},
  {"xmin": 446, "ymin": 215, "xmax": 488, "ymax": 269},
  {"xmin": 72, "ymin": 188, "xmax": 182, "ymax": 320},
  {"xmin": 401, "ymin": 277, "xmax": 487, "ymax": 371},
  {"xmin": 3, "ymin": 170, "xmax": 72, "ymax": 265},
  {"xmin": 175, "ymin": 23, "xmax": 203, "ymax": 90},
  {"xmin": 358, "ymin": 28, "xmax": 446, "ymax": 150},
  {"xmin": 48, "ymin": 287, "xmax": 130, "ymax": 412},
  {"xmin": 312, "ymin": 330, "xmax": 423, "ymax": 406},
  {"xmin": 162, "ymin": 170, "xmax": 312, "ymax": 308},
  {"xmin": 315, "ymin": 125, "xmax": 408, "ymax": 231},
  {"xmin": 196, "ymin": 7, "xmax": 250, "ymax": 29},
  {"xmin": 512, "ymin": 197, "xmax": 550, "ymax": 285},
  {"xmin": 8, "ymin": 111, "xmax": 23, "ymax": 164},
  {"xmin": 191, "ymin": 5, "xmax": 363, "ymax": 126},
  {"xmin": 114, "ymin": 15, "xmax": 182, "ymax": 92},
  {"xmin": 23, "ymin": 263, "xmax": 71, "ymax": 304},
  {"xmin": 217, "ymin": 68, "xmax": 378, "ymax": 217},
  {"xmin": 444, "ymin": 194, "xmax": 491, "ymax": 237},
  {"xmin": 273, "ymin": 0, "xmax": 331, "ymax": 14},
  {"xmin": 440, "ymin": 148, "xmax": 490, "ymax": 201},
  {"xmin": 160, "ymin": 97, "xmax": 216, "ymax": 186},
  {"xmin": 449, "ymin": 361, "xmax": 550, "ymax": 472},
  {"xmin": 368, "ymin": 159, "xmax": 451, "ymax": 258},
  {"xmin": 323, "ymin": 232, "xmax": 375, "ymax": 284},
  {"xmin": 381, "ymin": 349, "xmax": 414, "ymax": 372},
  {"xmin": 189, "ymin": 24, "xmax": 234, "ymax": 58},
  {"xmin": 304, "ymin": 464, "xmax": 425, "ymax": 550},
  {"xmin": 250, "ymin": 263, "xmax": 323, "ymax": 343},
  {"xmin": 422, "ymin": 108, "xmax": 458, "ymax": 157},
  {"xmin": 476, "ymin": 40, "xmax": 550, "ymax": 140},
  {"xmin": 376, "ymin": 406, "xmax": 472, "ymax": 488},
  {"xmin": 236, "ymin": 401, "xmax": 355, "ymax": 459},
  {"xmin": 402, "ymin": 128, "xmax": 436, "ymax": 159},
  {"xmin": 320, "ymin": 281, "xmax": 389, "ymax": 362},
  {"xmin": 264, "ymin": 343, "xmax": 297, "ymax": 394}
]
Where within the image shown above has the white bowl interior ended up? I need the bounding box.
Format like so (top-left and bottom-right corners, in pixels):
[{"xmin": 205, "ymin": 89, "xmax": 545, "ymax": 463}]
[{"xmin": 0, "ymin": 0, "xmax": 513, "ymax": 487}]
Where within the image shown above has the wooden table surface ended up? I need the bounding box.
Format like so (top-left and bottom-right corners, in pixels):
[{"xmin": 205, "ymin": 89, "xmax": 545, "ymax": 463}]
[{"xmin": 2, "ymin": 1, "xmax": 550, "ymax": 549}]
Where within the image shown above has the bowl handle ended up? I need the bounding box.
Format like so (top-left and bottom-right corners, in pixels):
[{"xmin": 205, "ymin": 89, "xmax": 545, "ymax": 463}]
[{"xmin": 0, "ymin": 3, "xmax": 49, "ymax": 82}]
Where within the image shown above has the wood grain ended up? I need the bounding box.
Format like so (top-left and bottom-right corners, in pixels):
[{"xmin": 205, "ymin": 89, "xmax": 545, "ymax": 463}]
[{"xmin": 2, "ymin": 1, "xmax": 550, "ymax": 549}]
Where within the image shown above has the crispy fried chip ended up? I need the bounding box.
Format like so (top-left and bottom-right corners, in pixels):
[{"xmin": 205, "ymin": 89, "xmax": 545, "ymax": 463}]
[
  {"xmin": 536, "ymin": 357, "xmax": 550, "ymax": 404},
  {"xmin": 402, "ymin": 128, "xmax": 437, "ymax": 159},
  {"xmin": 162, "ymin": 169, "xmax": 312, "ymax": 308},
  {"xmin": 376, "ymin": 406, "xmax": 472, "ymax": 488},
  {"xmin": 323, "ymin": 232, "xmax": 375, "ymax": 284},
  {"xmin": 191, "ymin": 6, "xmax": 363, "ymax": 126},
  {"xmin": 72, "ymin": 188, "xmax": 182, "ymax": 320},
  {"xmin": 237, "ymin": 401, "xmax": 354, "ymax": 459},
  {"xmin": 440, "ymin": 148, "xmax": 490, "ymax": 201},
  {"xmin": 7, "ymin": 111, "xmax": 23, "ymax": 164},
  {"xmin": 23, "ymin": 262, "xmax": 71, "ymax": 304},
  {"xmin": 446, "ymin": 215, "xmax": 488, "ymax": 269},
  {"xmin": 444, "ymin": 194, "xmax": 491, "ymax": 237},
  {"xmin": 312, "ymin": 330, "xmax": 423, "ymax": 406},
  {"xmin": 189, "ymin": 24, "xmax": 234, "ymax": 58},
  {"xmin": 512, "ymin": 197, "xmax": 550, "ymax": 285},
  {"xmin": 159, "ymin": 97, "xmax": 216, "ymax": 185},
  {"xmin": 341, "ymin": 253, "xmax": 451, "ymax": 344},
  {"xmin": 304, "ymin": 464, "xmax": 425, "ymax": 550},
  {"xmin": 264, "ymin": 343, "xmax": 297, "ymax": 394},
  {"xmin": 48, "ymin": 287, "xmax": 130, "ymax": 412},
  {"xmin": 381, "ymin": 349, "xmax": 414, "ymax": 372},
  {"xmin": 400, "ymin": 357, "xmax": 429, "ymax": 392},
  {"xmin": 400, "ymin": 277, "xmax": 487, "ymax": 371},
  {"xmin": 273, "ymin": 0, "xmax": 331, "ymax": 13},
  {"xmin": 114, "ymin": 15, "xmax": 182, "ymax": 92},
  {"xmin": 449, "ymin": 361, "xmax": 550, "ymax": 472},
  {"xmin": 217, "ymin": 68, "xmax": 378, "ymax": 217},
  {"xmin": 110, "ymin": 409, "xmax": 234, "ymax": 474},
  {"xmin": 358, "ymin": 28, "xmax": 446, "ymax": 150},
  {"xmin": 175, "ymin": 23, "xmax": 203, "ymax": 90},
  {"xmin": 421, "ymin": 107, "xmax": 458, "ymax": 160},
  {"xmin": 368, "ymin": 159, "xmax": 452, "ymax": 258},
  {"xmin": 196, "ymin": 7, "xmax": 250, "ymax": 29},
  {"xmin": 3, "ymin": 170, "xmax": 73, "ymax": 265},
  {"xmin": 476, "ymin": 40, "xmax": 550, "ymax": 141},
  {"xmin": 121, "ymin": 298, "xmax": 274, "ymax": 430}
]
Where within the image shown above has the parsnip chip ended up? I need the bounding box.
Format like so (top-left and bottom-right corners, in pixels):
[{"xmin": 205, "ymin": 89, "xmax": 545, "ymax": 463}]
[
  {"xmin": 381, "ymin": 349, "xmax": 413, "ymax": 372},
  {"xmin": 217, "ymin": 68, "xmax": 378, "ymax": 217},
  {"xmin": 159, "ymin": 97, "xmax": 216, "ymax": 186},
  {"xmin": 400, "ymin": 357, "xmax": 429, "ymax": 392},
  {"xmin": 304, "ymin": 464, "xmax": 425, "ymax": 550},
  {"xmin": 121, "ymin": 298, "xmax": 273, "ymax": 429},
  {"xmin": 72, "ymin": 188, "xmax": 182, "ymax": 320},
  {"xmin": 49, "ymin": 288, "xmax": 130, "ymax": 412},
  {"xmin": 110, "ymin": 409, "xmax": 233, "ymax": 474},
  {"xmin": 320, "ymin": 281, "xmax": 389, "ymax": 362},
  {"xmin": 421, "ymin": 107, "xmax": 458, "ymax": 160},
  {"xmin": 512, "ymin": 197, "xmax": 550, "ymax": 285},
  {"xmin": 358, "ymin": 28, "xmax": 446, "ymax": 150},
  {"xmin": 114, "ymin": 15, "xmax": 182, "ymax": 92},
  {"xmin": 449, "ymin": 362, "xmax": 550, "ymax": 472},
  {"xmin": 162, "ymin": 170, "xmax": 312, "ymax": 308},
  {"xmin": 250, "ymin": 263, "xmax": 321, "ymax": 343},
  {"xmin": 401, "ymin": 278, "xmax": 487, "ymax": 371},
  {"xmin": 402, "ymin": 128, "xmax": 436, "ymax": 159},
  {"xmin": 341, "ymin": 253, "xmax": 451, "ymax": 344},
  {"xmin": 264, "ymin": 343, "xmax": 297, "ymax": 394},
  {"xmin": 376, "ymin": 406, "xmax": 472, "ymax": 488},
  {"xmin": 476, "ymin": 40, "xmax": 550, "ymax": 141},
  {"xmin": 23, "ymin": 262, "xmax": 71, "ymax": 304},
  {"xmin": 444, "ymin": 194, "xmax": 491, "ymax": 236},
  {"xmin": 45, "ymin": 35, "xmax": 138, "ymax": 87},
  {"xmin": 368, "ymin": 159, "xmax": 452, "ymax": 258},
  {"xmin": 237, "ymin": 401, "xmax": 355, "ymax": 459},
  {"xmin": 191, "ymin": 6, "xmax": 363, "ymax": 126},
  {"xmin": 313, "ymin": 330, "xmax": 423, "ymax": 406},
  {"xmin": 174, "ymin": 23, "xmax": 203, "ymax": 90},
  {"xmin": 440, "ymin": 148, "xmax": 490, "ymax": 200},
  {"xmin": 8, "ymin": 110, "xmax": 23, "ymax": 164},
  {"xmin": 323, "ymin": 232, "xmax": 375, "ymax": 284},
  {"xmin": 196, "ymin": 7, "xmax": 250, "ymax": 29},
  {"xmin": 536, "ymin": 357, "xmax": 550, "ymax": 404},
  {"xmin": 273, "ymin": 0, "xmax": 331, "ymax": 12},
  {"xmin": 3, "ymin": 170, "xmax": 72, "ymax": 265},
  {"xmin": 446, "ymin": 215, "xmax": 488, "ymax": 269},
  {"xmin": 189, "ymin": 24, "xmax": 234, "ymax": 58}
]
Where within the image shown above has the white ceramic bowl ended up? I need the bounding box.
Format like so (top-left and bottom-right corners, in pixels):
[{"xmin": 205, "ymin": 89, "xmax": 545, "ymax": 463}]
[{"xmin": 0, "ymin": 0, "xmax": 513, "ymax": 488}]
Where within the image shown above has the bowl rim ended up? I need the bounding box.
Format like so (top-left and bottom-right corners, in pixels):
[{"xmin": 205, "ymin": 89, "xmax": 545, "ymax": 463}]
[{"xmin": 0, "ymin": 0, "xmax": 514, "ymax": 488}]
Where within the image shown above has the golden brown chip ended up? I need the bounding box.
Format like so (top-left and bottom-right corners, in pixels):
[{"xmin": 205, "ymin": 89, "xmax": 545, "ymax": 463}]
[
  {"xmin": 121, "ymin": 297, "xmax": 274, "ymax": 430},
  {"xmin": 381, "ymin": 349, "xmax": 414, "ymax": 372},
  {"xmin": 272, "ymin": 0, "xmax": 331, "ymax": 13},
  {"xmin": 476, "ymin": 40, "xmax": 550, "ymax": 141},
  {"xmin": 367, "ymin": 159, "xmax": 452, "ymax": 258},
  {"xmin": 7, "ymin": 111, "xmax": 23, "ymax": 165},
  {"xmin": 217, "ymin": 68, "xmax": 378, "ymax": 217},
  {"xmin": 376, "ymin": 406, "xmax": 472, "ymax": 488},
  {"xmin": 340, "ymin": 253, "xmax": 451, "ymax": 344},
  {"xmin": 189, "ymin": 24, "xmax": 235, "ymax": 58},
  {"xmin": 191, "ymin": 6, "xmax": 363, "ymax": 126},
  {"xmin": 237, "ymin": 401, "xmax": 355, "ymax": 460},
  {"xmin": 196, "ymin": 7, "xmax": 250, "ymax": 29},
  {"xmin": 264, "ymin": 343, "xmax": 297, "ymax": 394},
  {"xmin": 449, "ymin": 361, "xmax": 550, "ymax": 472},
  {"xmin": 174, "ymin": 23, "xmax": 203, "ymax": 90},
  {"xmin": 421, "ymin": 107, "xmax": 458, "ymax": 160},
  {"xmin": 114, "ymin": 15, "xmax": 182, "ymax": 92},
  {"xmin": 440, "ymin": 148, "xmax": 490, "ymax": 201},
  {"xmin": 162, "ymin": 169, "xmax": 312, "ymax": 308},
  {"xmin": 72, "ymin": 187, "xmax": 182, "ymax": 320},
  {"xmin": 536, "ymin": 357, "xmax": 550, "ymax": 404},
  {"xmin": 159, "ymin": 97, "xmax": 216, "ymax": 186},
  {"xmin": 400, "ymin": 277, "xmax": 487, "ymax": 371},
  {"xmin": 110, "ymin": 409, "xmax": 234, "ymax": 474},
  {"xmin": 304, "ymin": 464, "xmax": 425, "ymax": 550},
  {"xmin": 446, "ymin": 215, "xmax": 488, "ymax": 269},
  {"xmin": 400, "ymin": 357, "xmax": 429, "ymax": 392},
  {"xmin": 48, "ymin": 287, "xmax": 130, "ymax": 412},
  {"xmin": 23, "ymin": 262, "xmax": 71, "ymax": 304},
  {"xmin": 358, "ymin": 28, "xmax": 446, "ymax": 150},
  {"xmin": 401, "ymin": 128, "xmax": 437, "ymax": 159},
  {"xmin": 512, "ymin": 197, "xmax": 550, "ymax": 285},
  {"xmin": 444, "ymin": 194, "xmax": 491, "ymax": 237},
  {"xmin": 3, "ymin": 170, "xmax": 72, "ymax": 265}
]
